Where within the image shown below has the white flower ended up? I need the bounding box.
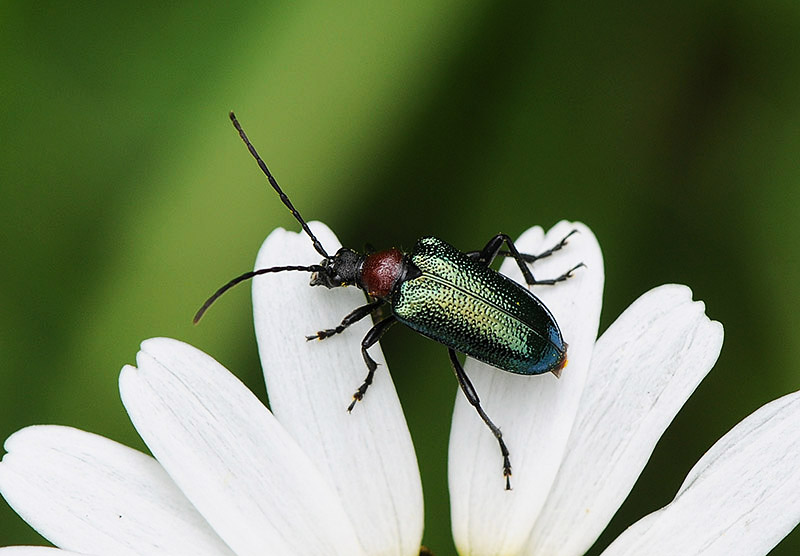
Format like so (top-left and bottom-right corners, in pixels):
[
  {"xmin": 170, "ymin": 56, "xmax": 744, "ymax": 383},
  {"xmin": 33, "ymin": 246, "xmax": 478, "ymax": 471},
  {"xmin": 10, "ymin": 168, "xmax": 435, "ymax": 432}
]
[
  {"xmin": 0, "ymin": 223, "xmax": 423, "ymax": 556},
  {"xmin": 447, "ymin": 221, "xmax": 800, "ymax": 556},
  {"xmin": 2, "ymin": 221, "xmax": 799, "ymax": 556}
]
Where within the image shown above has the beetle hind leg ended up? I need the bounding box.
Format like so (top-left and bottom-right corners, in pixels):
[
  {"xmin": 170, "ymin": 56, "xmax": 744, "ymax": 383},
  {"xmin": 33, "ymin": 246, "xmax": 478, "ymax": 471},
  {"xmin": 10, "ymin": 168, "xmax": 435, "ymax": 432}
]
[
  {"xmin": 512, "ymin": 228, "xmax": 579, "ymax": 264},
  {"xmin": 448, "ymin": 349, "xmax": 513, "ymax": 490},
  {"xmin": 470, "ymin": 230, "xmax": 583, "ymax": 288},
  {"xmin": 524, "ymin": 261, "xmax": 585, "ymax": 286}
]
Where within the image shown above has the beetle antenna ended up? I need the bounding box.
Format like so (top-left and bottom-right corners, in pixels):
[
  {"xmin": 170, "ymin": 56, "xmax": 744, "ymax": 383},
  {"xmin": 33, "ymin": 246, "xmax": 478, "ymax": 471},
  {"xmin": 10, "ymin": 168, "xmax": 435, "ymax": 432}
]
[
  {"xmin": 229, "ymin": 111, "xmax": 330, "ymax": 259},
  {"xmin": 193, "ymin": 264, "xmax": 326, "ymax": 323}
]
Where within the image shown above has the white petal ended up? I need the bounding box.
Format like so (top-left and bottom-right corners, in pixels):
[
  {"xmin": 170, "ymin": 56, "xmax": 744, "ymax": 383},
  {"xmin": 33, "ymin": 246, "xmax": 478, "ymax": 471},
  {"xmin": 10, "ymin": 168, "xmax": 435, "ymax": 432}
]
[
  {"xmin": 0, "ymin": 549, "xmax": 91, "ymax": 555},
  {"xmin": 449, "ymin": 221, "xmax": 604, "ymax": 555},
  {"xmin": 119, "ymin": 338, "xmax": 365, "ymax": 556},
  {"xmin": 524, "ymin": 285, "xmax": 724, "ymax": 555},
  {"xmin": 602, "ymin": 390, "xmax": 800, "ymax": 556},
  {"xmin": 252, "ymin": 223, "xmax": 424, "ymax": 556},
  {"xmin": 0, "ymin": 425, "xmax": 232, "ymax": 556}
]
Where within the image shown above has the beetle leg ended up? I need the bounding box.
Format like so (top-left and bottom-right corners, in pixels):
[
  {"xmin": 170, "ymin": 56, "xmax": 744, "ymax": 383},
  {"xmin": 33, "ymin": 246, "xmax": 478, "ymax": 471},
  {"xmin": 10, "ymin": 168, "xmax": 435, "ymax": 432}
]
[
  {"xmin": 523, "ymin": 261, "xmax": 585, "ymax": 286},
  {"xmin": 468, "ymin": 234, "xmax": 505, "ymax": 264},
  {"xmin": 348, "ymin": 316, "xmax": 397, "ymax": 412},
  {"xmin": 448, "ymin": 349, "xmax": 513, "ymax": 490},
  {"xmin": 505, "ymin": 229, "xmax": 579, "ymax": 263},
  {"xmin": 306, "ymin": 299, "xmax": 384, "ymax": 341},
  {"xmin": 469, "ymin": 230, "xmax": 581, "ymax": 287},
  {"xmin": 470, "ymin": 233, "xmax": 537, "ymax": 285}
]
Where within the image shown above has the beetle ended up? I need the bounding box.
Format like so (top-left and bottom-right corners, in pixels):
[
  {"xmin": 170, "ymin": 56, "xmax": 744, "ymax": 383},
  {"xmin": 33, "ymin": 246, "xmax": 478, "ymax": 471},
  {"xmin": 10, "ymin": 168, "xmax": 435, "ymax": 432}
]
[{"xmin": 195, "ymin": 112, "xmax": 583, "ymax": 490}]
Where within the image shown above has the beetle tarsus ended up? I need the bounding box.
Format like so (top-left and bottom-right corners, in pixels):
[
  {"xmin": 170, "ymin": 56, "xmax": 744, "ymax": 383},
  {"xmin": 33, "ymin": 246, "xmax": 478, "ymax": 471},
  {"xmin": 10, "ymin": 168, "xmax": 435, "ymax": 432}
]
[
  {"xmin": 349, "ymin": 365, "xmax": 375, "ymax": 413},
  {"xmin": 347, "ymin": 393, "xmax": 362, "ymax": 413},
  {"xmin": 530, "ymin": 261, "xmax": 586, "ymax": 286},
  {"xmin": 448, "ymin": 349, "xmax": 514, "ymax": 490},
  {"xmin": 307, "ymin": 300, "xmax": 385, "ymax": 342},
  {"xmin": 523, "ymin": 228, "xmax": 579, "ymax": 262},
  {"xmin": 346, "ymin": 316, "xmax": 396, "ymax": 412},
  {"xmin": 306, "ymin": 329, "xmax": 335, "ymax": 341},
  {"xmin": 501, "ymin": 440, "xmax": 513, "ymax": 490}
]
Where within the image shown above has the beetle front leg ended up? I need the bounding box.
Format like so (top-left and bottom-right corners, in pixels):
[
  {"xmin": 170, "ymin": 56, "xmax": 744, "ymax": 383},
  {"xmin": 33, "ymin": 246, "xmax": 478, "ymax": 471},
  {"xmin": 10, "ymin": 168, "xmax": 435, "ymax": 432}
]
[
  {"xmin": 448, "ymin": 349, "xmax": 512, "ymax": 490},
  {"xmin": 348, "ymin": 316, "xmax": 397, "ymax": 412},
  {"xmin": 306, "ymin": 299, "xmax": 384, "ymax": 341}
]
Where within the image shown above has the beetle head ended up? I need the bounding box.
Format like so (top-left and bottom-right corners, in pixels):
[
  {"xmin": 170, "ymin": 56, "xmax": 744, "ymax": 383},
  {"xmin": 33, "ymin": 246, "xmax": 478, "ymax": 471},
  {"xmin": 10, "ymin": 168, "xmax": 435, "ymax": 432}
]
[{"xmin": 310, "ymin": 248, "xmax": 363, "ymax": 289}]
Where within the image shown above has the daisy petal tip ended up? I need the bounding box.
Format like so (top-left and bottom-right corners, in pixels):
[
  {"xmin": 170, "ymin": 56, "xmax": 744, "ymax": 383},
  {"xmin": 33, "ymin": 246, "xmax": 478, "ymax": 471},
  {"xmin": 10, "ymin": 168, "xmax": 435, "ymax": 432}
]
[
  {"xmin": 552, "ymin": 219, "xmax": 593, "ymax": 239},
  {"xmin": 131, "ymin": 348, "xmax": 155, "ymax": 373},
  {"xmin": 644, "ymin": 284, "xmax": 719, "ymax": 320},
  {"xmin": 656, "ymin": 282, "xmax": 693, "ymax": 299},
  {"xmin": 666, "ymin": 284, "xmax": 725, "ymax": 342},
  {"xmin": 710, "ymin": 318, "xmax": 724, "ymax": 339},
  {"xmin": 558, "ymin": 218, "xmax": 589, "ymax": 232},
  {"xmin": 257, "ymin": 220, "xmax": 338, "ymax": 256},
  {"xmin": 516, "ymin": 224, "xmax": 545, "ymax": 242},
  {"xmin": 118, "ymin": 364, "xmax": 137, "ymax": 397},
  {"xmin": 258, "ymin": 225, "xmax": 292, "ymax": 250},
  {"xmin": 547, "ymin": 221, "xmax": 602, "ymax": 269},
  {"xmin": 3, "ymin": 425, "xmax": 59, "ymax": 454},
  {"xmin": 306, "ymin": 220, "xmax": 337, "ymax": 239},
  {"xmin": 1, "ymin": 435, "xmax": 20, "ymax": 462},
  {"xmin": 138, "ymin": 336, "xmax": 184, "ymax": 357},
  {"xmin": 1, "ymin": 427, "xmax": 25, "ymax": 453}
]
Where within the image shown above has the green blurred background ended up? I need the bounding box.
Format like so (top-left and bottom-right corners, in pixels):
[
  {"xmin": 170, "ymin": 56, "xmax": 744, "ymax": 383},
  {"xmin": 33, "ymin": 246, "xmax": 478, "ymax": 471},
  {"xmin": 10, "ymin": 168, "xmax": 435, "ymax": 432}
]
[{"xmin": 2, "ymin": 1, "xmax": 799, "ymax": 554}]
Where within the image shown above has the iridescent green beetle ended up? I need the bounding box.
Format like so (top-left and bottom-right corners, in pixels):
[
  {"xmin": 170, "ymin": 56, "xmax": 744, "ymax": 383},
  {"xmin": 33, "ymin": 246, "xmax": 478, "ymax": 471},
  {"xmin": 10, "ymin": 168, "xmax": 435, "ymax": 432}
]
[{"xmin": 196, "ymin": 112, "xmax": 583, "ymax": 490}]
